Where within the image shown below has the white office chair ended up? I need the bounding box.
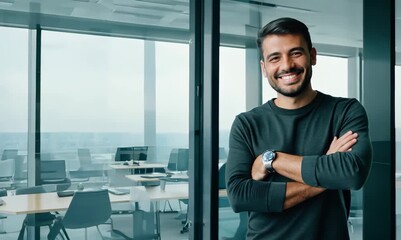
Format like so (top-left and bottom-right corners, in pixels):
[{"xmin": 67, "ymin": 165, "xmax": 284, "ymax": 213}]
[{"xmin": 0, "ymin": 159, "xmax": 15, "ymax": 184}]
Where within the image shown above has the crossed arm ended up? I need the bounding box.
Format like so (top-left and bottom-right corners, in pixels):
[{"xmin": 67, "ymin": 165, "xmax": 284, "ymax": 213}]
[{"xmin": 251, "ymin": 131, "xmax": 358, "ymax": 210}]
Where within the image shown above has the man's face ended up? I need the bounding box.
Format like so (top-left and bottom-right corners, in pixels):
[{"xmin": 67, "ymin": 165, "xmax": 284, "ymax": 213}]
[{"xmin": 260, "ymin": 34, "xmax": 316, "ymax": 98}]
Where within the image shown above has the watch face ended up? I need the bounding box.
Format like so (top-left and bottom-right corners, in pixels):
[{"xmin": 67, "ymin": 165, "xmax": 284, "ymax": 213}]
[
  {"xmin": 262, "ymin": 150, "xmax": 276, "ymax": 173},
  {"xmin": 263, "ymin": 150, "xmax": 275, "ymax": 162},
  {"xmin": 265, "ymin": 151, "xmax": 275, "ymax": 160}
]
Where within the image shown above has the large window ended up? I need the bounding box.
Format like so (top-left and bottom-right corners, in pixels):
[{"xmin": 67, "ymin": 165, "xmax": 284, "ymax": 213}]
[
  {"xmin": 0, "ymin": 26, "xmax": 29, "ymax": 185},
  {"xmin": 41, "ymin": 31, "xmax": 146, "ymax": 186},
  {"xmin": 40, "ymin": 30, "xmax": 190, "ymax": 239}
]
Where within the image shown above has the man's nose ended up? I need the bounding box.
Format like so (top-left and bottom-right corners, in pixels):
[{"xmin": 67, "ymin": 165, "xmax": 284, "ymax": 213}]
[{"xmin": 280, "ymin": 56, "xmax": 295, "ymax": 71}]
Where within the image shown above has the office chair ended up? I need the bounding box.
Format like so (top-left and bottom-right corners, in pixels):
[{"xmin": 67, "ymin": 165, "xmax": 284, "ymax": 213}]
[
  {"xmin": 162, "ymin": 148, "xmax": 189, "ymax": 212},
  {"xmin": 0, "ymin": 189, "xmax": 7, "ymax": 234},
  {"xmin": 48, "ymin": 189, "xmax": 112, "ymax": 240},
  {"xmin": 75, "ymin": 148, "xmax": 106, "ymax": 181},
  {"xmin": 77, "ymin": 148, "xmax": 92, "ymax": 169},
  {"xmin": 16, "ymin": 186, "xmax": 59, "ymax": 240},
  {"xmin": 0, "ymin": 159, "xmax": 15, "ymax": 183},
  {"xmin": 40, "ymin": 160, "xmax": 71, "ymax": 191},
  {"xmin": 165, "ymin": 148, "xmax": 189, "ymax": 174},
  {"xmin": 1, "ymin": 149, "xmax": 18, "ymax": 161},
  {"xmin": 14, "ymin": 155, "xmax": 27, "ymax": 181}
]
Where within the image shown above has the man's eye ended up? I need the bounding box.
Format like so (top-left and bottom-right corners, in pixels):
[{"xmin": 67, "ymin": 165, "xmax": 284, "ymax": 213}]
[
  {"xmin": 291, "ymin": 51, "xmax": 303, "ymax": 57},
  {"xmin": 268, "ymin": 57, "xmax": 279, "ymax": 62}
]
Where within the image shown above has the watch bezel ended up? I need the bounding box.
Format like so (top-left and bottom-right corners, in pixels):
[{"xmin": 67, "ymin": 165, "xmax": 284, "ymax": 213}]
[{"xmin": 262, "ymin": 149, "xmax": 276, "ymax": 173}]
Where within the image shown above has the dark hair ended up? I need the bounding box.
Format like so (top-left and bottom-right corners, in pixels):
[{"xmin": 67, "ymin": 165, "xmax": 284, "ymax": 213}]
[{"xmin": 257, "ymin": 17, "xmax": 312, "ymax": 60}]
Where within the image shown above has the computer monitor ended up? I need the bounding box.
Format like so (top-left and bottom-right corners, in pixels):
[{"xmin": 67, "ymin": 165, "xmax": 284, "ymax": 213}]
[
  {"xmin": 132, "ymin": 146, "xmax": 148, "ymax": 161},
  {"xmin": 115, "ymin": 146, "xmax": 148, "ymax": 162}
]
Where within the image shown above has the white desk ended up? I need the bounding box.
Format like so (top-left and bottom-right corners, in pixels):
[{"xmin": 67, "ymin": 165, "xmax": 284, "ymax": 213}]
[
  {"xmin": 109, "ymin": 162, "xmax": 166, "ymax": 175},
  {"xmin": 125, "ymin": 173, "xmax": 189, "ymax": 186},
  {"xmin": 0, "ymin": 191, "xmax": 129, "ymax": 215},
  {"xmin": 0, "ymin": 184, "xmax": 226, "ymax": 239}
]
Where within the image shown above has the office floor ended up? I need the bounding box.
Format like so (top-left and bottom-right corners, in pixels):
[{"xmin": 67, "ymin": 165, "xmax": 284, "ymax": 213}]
[
  {"xmin": 0, "ymin": 207, "xmax": 241, "ymax": 240},
  {"xmin": 0, "ymin": 212, "xmax": 189, "ymax": 240}
]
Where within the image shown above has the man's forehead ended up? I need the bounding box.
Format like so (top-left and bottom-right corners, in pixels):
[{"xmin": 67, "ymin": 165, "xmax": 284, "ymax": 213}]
[{"xmin": 262, "ymin": 34, "xmax": 307, "ymax": 53}]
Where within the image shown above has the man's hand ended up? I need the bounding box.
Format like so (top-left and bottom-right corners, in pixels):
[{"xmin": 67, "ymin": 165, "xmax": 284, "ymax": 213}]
[{"xmin": 326, "ymin": 130, "xmax": 358, "ymax": 155}]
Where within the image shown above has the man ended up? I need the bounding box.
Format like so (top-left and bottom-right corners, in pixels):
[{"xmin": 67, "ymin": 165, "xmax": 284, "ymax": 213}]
[{"xmin": 225, "ymin": 17, "xmax": 372, "ymax": 240}]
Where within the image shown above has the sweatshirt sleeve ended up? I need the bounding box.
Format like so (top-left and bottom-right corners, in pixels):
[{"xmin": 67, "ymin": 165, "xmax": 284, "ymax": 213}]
[
  {"xmin": 301, "ymin": 100, "xmax": 372, "ymax": 190},
  {"xmin": 225, "ymin": 116, "xmax": 286, "ymax": 213}
]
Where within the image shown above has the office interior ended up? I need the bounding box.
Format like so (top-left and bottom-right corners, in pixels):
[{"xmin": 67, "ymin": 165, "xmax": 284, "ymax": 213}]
[{"xmin": 0, "ymin": 0, "xmax": 400, "ymax": 239}]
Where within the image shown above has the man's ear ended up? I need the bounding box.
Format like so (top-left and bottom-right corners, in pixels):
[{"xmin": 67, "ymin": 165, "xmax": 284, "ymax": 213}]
[
  {"xmin": 311, "ymin": 47, "xmax": 317, "ymax": 66},
  {"xmin": 260, "ymin": 60, "xmax": 267, "ymax": 78}
]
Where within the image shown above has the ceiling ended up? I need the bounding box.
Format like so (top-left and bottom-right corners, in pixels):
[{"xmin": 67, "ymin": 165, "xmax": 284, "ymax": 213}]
[{"xmin": 0, "ymin": 0, "xmax": 400, "ymax": 56}]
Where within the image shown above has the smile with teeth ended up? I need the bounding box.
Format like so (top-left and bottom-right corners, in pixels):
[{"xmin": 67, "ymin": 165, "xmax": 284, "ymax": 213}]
[
  {"xmin": 274, "ymin": 68, "xmax": 304, "ymax": 84},
  {"xmin": 278, "ymin": 73, "xmax": 300, "ymax": 84},
  {"xmin": 280, "ymin": 74, "xmax": 297, "ymax": 80}
]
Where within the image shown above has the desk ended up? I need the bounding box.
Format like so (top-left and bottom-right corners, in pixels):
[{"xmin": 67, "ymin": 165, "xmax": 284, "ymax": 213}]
[
  {"xmin": 0, "ymin": 191, "xmax": 130, "ymax": 215},
  {"xmin": 0, "ymin": 185, "xmax": 227, "ymax": 239},
  {"xmin": 109, "ymin": 163, "xmax": 166, "ymax": 174},
  {"xmin": 125, "ymin": 173, "xmax": 189, "ymax": 186}
]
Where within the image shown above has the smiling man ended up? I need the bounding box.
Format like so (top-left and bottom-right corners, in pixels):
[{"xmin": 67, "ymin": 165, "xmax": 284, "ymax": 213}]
[{"xmin": 225, "ymin": 18, "xmax": 372, "ymax": 240}]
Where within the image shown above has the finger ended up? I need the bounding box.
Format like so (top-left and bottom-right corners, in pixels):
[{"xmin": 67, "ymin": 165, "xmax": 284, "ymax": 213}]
[
  {"xmin": 336, "ymin": 131, "xmax": 355, "ymax": 142},
  {"xmin": 336, "ymin": 133, "xmax": 358, "ymax": 147},
  {"xmin": 338, "ymin": 138, "xmax": 357, "ymax": 152}
]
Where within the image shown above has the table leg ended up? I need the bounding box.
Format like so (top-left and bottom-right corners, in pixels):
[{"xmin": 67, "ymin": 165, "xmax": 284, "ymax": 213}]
[{"xmin": 155, "ymin": 201, "xmax": 161, "ymax": 240}]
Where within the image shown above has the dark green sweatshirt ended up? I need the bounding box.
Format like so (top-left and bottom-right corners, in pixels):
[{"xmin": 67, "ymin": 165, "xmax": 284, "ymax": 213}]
[{"xmin": 226, "ymin": 91, "xmax": 372, "ymax": 240}]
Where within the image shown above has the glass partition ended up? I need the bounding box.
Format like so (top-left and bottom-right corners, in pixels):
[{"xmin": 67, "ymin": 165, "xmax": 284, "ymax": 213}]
[
  {"xmin": 0, "ymin": 26, "xmax": 29, "ymax": 235},
  {"xmin": 0, "ymin": 26, "xmax": 29, "ymax": 186},
  {"xmin": 41, "ymin": 30, "xmax": 146, "ymax": 187},
  {"xmin": 41, "ymin": 30, "xmax": 190, "ymax": 239}
]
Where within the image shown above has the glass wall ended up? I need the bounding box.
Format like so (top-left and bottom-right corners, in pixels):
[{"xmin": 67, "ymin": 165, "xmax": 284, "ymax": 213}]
[
  {"xmin": 0, "ymin": 26, "xmax": 29, "ymax": 236},
  {"xmin": 0, "ymin": 0, "xmax": 194, "ymax": 238},
  {"xmin": 0, "ymin": 26, "xmax": 29, "ymax": 183},
  {"xmin": 41, "ymin": 30, "xmax": 146, "ymax": 188},
  {"xmin": 39, "ymin": 30, "xmax": 190, "ymax": 238}
]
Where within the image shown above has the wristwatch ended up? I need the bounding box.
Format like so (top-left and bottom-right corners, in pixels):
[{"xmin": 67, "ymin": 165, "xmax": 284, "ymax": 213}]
[{"xmin": 262, "ymin": 149, "xmax": 276, "ymax": 173}]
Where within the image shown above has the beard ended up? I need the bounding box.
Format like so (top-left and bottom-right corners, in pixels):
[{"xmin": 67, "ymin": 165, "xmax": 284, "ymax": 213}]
[{"xmin": 268, "ymin": 66, "xmax": 312, "ymax": 97}]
